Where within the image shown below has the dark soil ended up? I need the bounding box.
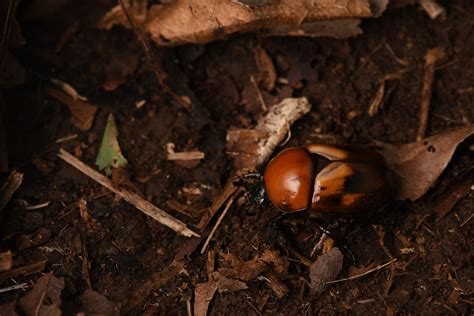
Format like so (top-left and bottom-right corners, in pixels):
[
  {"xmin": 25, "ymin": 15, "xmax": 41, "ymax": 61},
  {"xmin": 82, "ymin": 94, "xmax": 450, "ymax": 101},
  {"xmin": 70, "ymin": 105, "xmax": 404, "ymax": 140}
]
[{"xmin": 1, "ymin": 0, "xmax": 473, "ymax": 314}]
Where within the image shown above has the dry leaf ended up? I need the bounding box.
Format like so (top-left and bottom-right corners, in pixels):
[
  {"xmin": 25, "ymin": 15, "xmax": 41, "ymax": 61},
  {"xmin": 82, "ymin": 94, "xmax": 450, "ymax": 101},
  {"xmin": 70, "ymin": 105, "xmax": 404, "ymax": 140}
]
[
  {"xmin": 97, "ymin": 0, "xmax": 148, "ymax": 30},
  {"xmin": 0, "ymin": 251, "xmax": 13, "ymax": 271},
  {"xmin": 0, "ymin": 260, "xmax": 47, "ymax": 283},
  {"xmin": 194, "ymin": 281, "xmax": 218, "ymax": 316},
  {"xmin": 81, "ymin": 289, "xmax": 120, "ymax": 316},
  {"xmin": 433, "ymin": 169, "xmax": 473, "ymax": 220},
  {"xmin": 254, "ymin": 45, "xmax": 277, "ymax": 91},
  {"xmin": 145, "ymin": 0, "xmax": 383, "ymax": 46},
  {"xmin": 103, "ymin": 52, "xmax": 140, "ymax": 91},
  {"xmin": 47, "ymin": 88, "xmax": 97, "ymax": 131},
  {"xmin": 0, "ymin": 301, "xmax": 18, "ymax": 316},
  {"xmin": 376, "ymin": 126, "xmax": 474, "ymax": 201},
  {"xmin": 213, "ymin": 272, "xmax": 248, "ymax": 293},
  {"xmin": 309, "ymin": 247, "xmax": 343, "ymax": 295},
  {"xmin": 18, "ymin": 272, "xmax": 64, "ymax": 316}
]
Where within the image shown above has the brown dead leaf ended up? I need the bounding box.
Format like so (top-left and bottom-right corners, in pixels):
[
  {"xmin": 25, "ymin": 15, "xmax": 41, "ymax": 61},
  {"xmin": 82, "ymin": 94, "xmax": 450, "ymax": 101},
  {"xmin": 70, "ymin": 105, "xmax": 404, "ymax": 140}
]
[
  {"xmin": 98, "ymin": 0, "xmax": 148, "ymax": 30},
  {"xmin": 103, "ymin": 52, "xmax": 140, "ymax": 91},
  {"xmin": 376, "ymin": 126, "xmax": 474, "ymax": 201},
  {"xmin": 145, "ymin": 0, "xmax": 382, "ymax": 46},
  {"xmin": 18, "ymin": 272, "xmax": 64, "ymax": 316},
  {"xmin": 309, "ymin": 247, "xmax": 343, "ymax": 295},
  {"xmin": 194, "ymin": 281, "xmax": 218, "ymax": 316},
  {"xmin": 433, "ymin": 169, "xmax": 473, "ymax": 220},
  {"xmin": 47, "ymin": 88, "xmax": 97, "ymax": 131},
  {"xmin": 0, "ymin": 301, "xmax": 17, "ymax": 315},
  {"xmin": 254, "ymin": 45, "xmax": 277, "ymax": 91},
  {"xmin": 0, "ymin": 260, "xmax": 47, "ymax": 283},
  {"xmin": 213, "ymin": 272, "xmax": 248, "ymax": 293},
  {"xmin": 0, "ymin": 251, "xmax": 12, "ymax": 271},
  {"xmin": 0, "ymin": 51, "xmax": 26, "ymax": 88},
  {"xmin": 81, "ymin": 289, "xmax": 120, "ymax": 316}
]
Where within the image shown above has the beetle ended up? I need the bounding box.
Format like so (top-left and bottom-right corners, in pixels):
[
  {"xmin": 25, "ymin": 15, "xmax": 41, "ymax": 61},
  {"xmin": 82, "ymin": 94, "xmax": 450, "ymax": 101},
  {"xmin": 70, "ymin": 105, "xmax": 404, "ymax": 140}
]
[{"xmin": 263, "ymin": 144, "xmax": 396, "ymax": 214}]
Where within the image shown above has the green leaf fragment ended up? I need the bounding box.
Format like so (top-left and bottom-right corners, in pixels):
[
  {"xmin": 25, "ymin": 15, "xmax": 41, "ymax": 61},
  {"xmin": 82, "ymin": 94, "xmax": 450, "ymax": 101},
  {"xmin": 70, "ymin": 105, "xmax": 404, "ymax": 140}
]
[{"xmin": 96, "ymin": 113, "xmax": 128, "ymax": 175}]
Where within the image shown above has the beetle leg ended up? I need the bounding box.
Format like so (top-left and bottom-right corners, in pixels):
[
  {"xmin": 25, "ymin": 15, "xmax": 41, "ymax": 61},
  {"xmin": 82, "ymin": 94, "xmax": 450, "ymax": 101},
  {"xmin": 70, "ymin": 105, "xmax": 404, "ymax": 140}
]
[{"xmin": 311, "ymin": 221, "xmax": 357, "ymax": 266}]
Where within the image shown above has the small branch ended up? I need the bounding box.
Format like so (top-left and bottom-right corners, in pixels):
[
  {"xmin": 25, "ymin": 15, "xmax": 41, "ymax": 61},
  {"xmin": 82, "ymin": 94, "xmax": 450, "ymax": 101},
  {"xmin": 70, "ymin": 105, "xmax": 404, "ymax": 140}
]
[
  {"xmin": 416, "ymin": 46, "xmax": 446, "ymax": 142},
  {"xmin": 200, "ymin": 195, "xmax": 236, "ymax": 254},
  {"xmin": 324, "ymin": 259, "xmax": 397, "ymax": 285},
  {"xmin": 117, "ymin": 0, "xmax": 189, "ymax": 108},
  {"xmin": 58, "ymin": 149, "xmax": 199, "ymax": 238},
  {"xmin": 0, "ymin": 282, "xmax": 28, "ymax": 294}
]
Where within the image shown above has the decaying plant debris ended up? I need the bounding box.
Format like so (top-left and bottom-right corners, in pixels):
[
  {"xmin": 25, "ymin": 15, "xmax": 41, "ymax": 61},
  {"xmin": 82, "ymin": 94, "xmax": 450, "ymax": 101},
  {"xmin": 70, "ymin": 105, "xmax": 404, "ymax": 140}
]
[{"xmin": 1, "ymin": 0, "xmax": 473, "ymax": 314}]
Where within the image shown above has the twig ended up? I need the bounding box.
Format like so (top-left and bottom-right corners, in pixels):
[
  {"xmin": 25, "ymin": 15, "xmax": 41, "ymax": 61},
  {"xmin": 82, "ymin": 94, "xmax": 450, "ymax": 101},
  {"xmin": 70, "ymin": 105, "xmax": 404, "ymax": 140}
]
[
  {"xmin": 250, "ymin": 75, "xmax": 267, "ymax": 112},
  {"xmin": 0, "ymin": 260, "xmax": 47, "ymax": 282},
  {"xmin": 117, "ymin": 0, "xmax": 188, "ymax": 108},
  {"xmin": 24, "ymin": 201, "xmax": 50, "ymax": 211},
  {"xmin": 368, "ymin": 80, "xmax": 385, "ymax": 117},
  {"xmin": 0, "ymin": 170, "xmax": 23, "ymax": 212},
  {"xmin": 324, "ymin": 259, "xmax": 397, "ymax": 284},
  {"xmin": 58, "ymin": 149, "xmax": 199, "ymax": 237},
  {"xmin": 56, "ymin": 134, "xmax": 78, "ymax": 143},
  {"xmin": 0, "ymin": 0, "xmax": 16, "ymax": 64},
  {"xmin": 200, "ymin": 196, "xmax": 236, "ymax": 254},
  {"xmin": 416, "ymin": 46, "xmax": 446, "ymax": 142},
  {"xmin": 0, "ymin": 282, "xmax": 28, "ymax": 294}
]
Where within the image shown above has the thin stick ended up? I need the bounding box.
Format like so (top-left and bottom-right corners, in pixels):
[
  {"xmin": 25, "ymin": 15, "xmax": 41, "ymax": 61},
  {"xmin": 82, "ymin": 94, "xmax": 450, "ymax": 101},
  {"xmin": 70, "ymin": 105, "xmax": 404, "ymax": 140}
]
[
  {"xmin": 200, "ymin": 196, "xmax": 235, "ymax": 254},
  {"xmin": 58, "ymin": 149, "xmax": 199, "ymax": 237},
  {"xmin": 324, "ymin": 259, "xmax": 397, "ymax": 285},
  {"xmin": 250, "ymin": 75, "xmax": 267, "ymax": 112},
  {"xmin": 117, "ymin": 0, "xmax": 188, "ymax": 108},
  {"xmin": 417, "ymin": 46, "xmax": 446, "ymax": 142},
  {"xmin": 0, "ymin": 282, "xmax": 28, "ymax": 294}
]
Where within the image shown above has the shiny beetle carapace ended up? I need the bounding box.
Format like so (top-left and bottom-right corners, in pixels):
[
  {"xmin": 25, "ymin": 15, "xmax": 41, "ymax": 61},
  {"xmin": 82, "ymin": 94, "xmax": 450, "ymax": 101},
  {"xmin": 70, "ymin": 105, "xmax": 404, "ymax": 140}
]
[{"xmin": 263, "ymin": 144, "xmax": 395, "ymax": 214}]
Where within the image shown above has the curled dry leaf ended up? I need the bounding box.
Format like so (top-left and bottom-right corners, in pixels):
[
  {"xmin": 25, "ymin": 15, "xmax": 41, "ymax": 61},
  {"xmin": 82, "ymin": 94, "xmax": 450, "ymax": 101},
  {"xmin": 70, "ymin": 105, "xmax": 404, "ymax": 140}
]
[
  {"xmin": 376, "ymin": 126, "xmax": 474, "ymax": 201},
  {"xmin": 309, "ymin": 247, "xmax": 343, "ymax": 295},
  {"xmin": 81, "ymin": 289, "xmax": 120, "ymax": 316},
  {"xmin": 145, "ymin": 0, "xmax": 387, "ymax": 46},
  {"xmin": 46, "ymin": 88, "xmax": 97, "ymax": 131},
  {"xmin": 18, "ymin": 272, "xmax": 64, "ymax": 316}
]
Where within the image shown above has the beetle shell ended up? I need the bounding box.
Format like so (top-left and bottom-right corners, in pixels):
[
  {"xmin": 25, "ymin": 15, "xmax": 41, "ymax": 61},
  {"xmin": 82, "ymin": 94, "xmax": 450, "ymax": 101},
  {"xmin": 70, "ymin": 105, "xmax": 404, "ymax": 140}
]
[{"xmin": 263, "ymin": 144, "xmax": 395, "ymax": 214}]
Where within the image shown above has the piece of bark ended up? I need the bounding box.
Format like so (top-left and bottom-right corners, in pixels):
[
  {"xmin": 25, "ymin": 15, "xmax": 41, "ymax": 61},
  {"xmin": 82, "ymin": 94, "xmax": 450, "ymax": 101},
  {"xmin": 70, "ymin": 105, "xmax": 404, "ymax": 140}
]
[
  {"xmin": 145, "ymin": 0, "xmax": 383, "ymax": 46},
  {"xmin": 227, "ymin": 97, "xmax": 311, "ymax": 170}
]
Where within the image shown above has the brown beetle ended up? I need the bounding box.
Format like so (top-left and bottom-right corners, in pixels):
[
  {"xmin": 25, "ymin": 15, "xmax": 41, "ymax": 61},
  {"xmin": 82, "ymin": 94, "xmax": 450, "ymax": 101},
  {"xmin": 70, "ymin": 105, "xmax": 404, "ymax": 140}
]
[{"xmin": 263, "ymin": 144, "xmax": 395, "ymax": 214}]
